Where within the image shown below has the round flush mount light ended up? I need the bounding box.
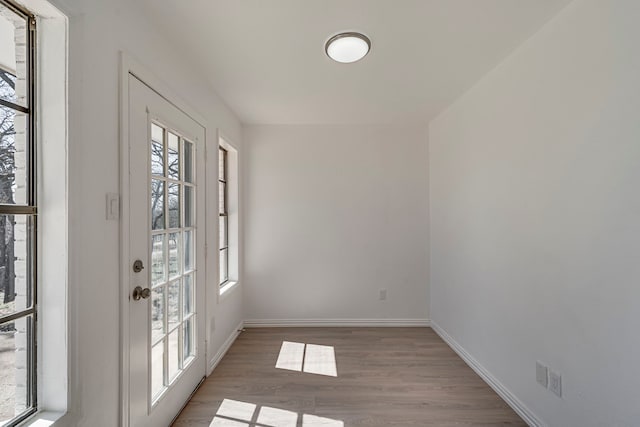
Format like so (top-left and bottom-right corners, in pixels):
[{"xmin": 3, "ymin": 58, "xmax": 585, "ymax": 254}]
[{"xmin": 325, "ymin": 32, "xmax": 371, "ymax": 63}]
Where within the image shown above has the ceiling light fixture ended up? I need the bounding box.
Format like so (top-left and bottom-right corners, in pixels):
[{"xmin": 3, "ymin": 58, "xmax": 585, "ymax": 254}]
[{"xmin": 325, "ymin": 32, "xmax": 371, "ymax": 64}]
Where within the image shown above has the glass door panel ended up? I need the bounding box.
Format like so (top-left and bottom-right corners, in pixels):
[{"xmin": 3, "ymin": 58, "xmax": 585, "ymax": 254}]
[{"xmin": 148, "ymin": 122, "xmax": 197, "ymax": 404}]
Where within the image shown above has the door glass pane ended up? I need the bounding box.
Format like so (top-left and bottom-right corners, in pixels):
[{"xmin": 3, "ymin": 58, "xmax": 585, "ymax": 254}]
[
  {"xmin": 183, "ymin": 274, "xmax": 193, "ymax": 317},
  {"xmin": 183, "ymin": 316, "xmax": 194, "ymax": 362},
  {"xmin": 183, "ymin": 140, "xmax": 193, "ymax": 183},
  {"xmin": 167, "ymin": 280, "xmax": 180, "ymax": 330},
  {"xmin": 184, "ymin": 230, "xmax": 193, "ymax": 272},
  {"xmin": 219, "ymin": 248, "xmax": 228, "ymax": 284},
  {"xmin": 151, "ymin": 122, "xmax": 163, "ymax": 144},
  {"xmin": 151, "ymin": 286, "xmax": 164, "ymax": 344},
  {"xmin": 184, "ymin": 185, "xmax": 194, "ymax": 228},
  {"xmin": 151, "ymin": 340, "xmax": 164, "ymax": 400},
  {"xmin": 167, "ymin": 328, "xmax": 179, "ymax": 382},
  {"xmin": 151, "ymin": 234, "xmax": 166, "ymax": 286},
  {"xmin": 168, "ymin": 232, "xmax": 180, "ymax": 279},
  {"xmin": 0, "ymin": 107, "xmax": 29, "ymax": 205},
  {"xmin": 0, "ymin": 215, "xmax": 32, "ymax": 317},
  {"xmin": 167, "ymin": 183, "xmax": 180, "ymax": 229},
  {"xmin": 0, "ymin": 4, "xmax": 28, "ymax": 108},
  {"xmin": 150, "ymin": 124, "xmax": 164, "ymax": 177},
  {"xmin": 148, "ymin": 121, "xmax": 197, "ymax": 403},
  {"xmin": 151, "ymin": 143, "xmax": 164, "ymax": 177},
  {"xmin": 151, "ymin": 180, "xmax": 165, "ymax": 230},
  {"xmin": 167, "ymin": 132, "xmax": 180, "ymax": 180}
]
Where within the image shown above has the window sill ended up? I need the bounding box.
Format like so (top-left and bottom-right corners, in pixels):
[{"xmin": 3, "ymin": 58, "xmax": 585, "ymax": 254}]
[
  {"xmin": 219, "ymin": 281, "xmax": 239, "ymax": 300},
  {"xmin": 19, "ymin": 411, "xmax": 65, "ymax": 427}
]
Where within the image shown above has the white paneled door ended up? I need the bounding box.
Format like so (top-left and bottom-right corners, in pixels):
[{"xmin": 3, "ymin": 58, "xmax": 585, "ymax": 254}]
[{"xmin": 128, "ymin": 75, "xmax": 206, "ymax": 427}]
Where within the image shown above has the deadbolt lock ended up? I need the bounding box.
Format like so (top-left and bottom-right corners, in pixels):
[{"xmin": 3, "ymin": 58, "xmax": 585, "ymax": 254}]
[{"xmin": 133, "ymin": 259, "xmax": 144, "ymax": 273}]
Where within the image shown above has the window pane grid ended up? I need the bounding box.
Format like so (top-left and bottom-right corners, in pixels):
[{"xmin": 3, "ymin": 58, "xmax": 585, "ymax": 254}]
[
  {"xmin": 148, "ymin": 121, "xmax": 197, "ymax": 405},
  {"xmin": 0, "ymin": 1, "xmax": 37, "ymax": 424},
  {"xmin": 218, "ymin": 147, "xmax": 229, "ymax": 287}
]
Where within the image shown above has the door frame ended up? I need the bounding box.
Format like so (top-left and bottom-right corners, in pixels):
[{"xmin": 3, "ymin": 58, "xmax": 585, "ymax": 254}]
[{"xmin": 119, "ymin": 52, "xmax": 209, "ymax": 427}]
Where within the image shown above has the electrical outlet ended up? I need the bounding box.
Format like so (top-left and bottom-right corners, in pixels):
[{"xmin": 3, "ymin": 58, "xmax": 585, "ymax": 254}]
[
  {"xmin": 549, "ymin": 370, "xmax": 562, "ymax": 397},
  {"xmin": 379, "ymin": 289, "xmax": 387, "ymax": 300},
  {"xmin": 536, "ymin": 361, "xmax": 548, "ymax": 388}
]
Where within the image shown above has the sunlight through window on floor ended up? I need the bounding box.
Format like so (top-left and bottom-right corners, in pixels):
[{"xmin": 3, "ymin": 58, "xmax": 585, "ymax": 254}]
[
  {"xmin": 275, "ymin": 341, "xmax": 305, "ymax": 371},
  {"xmin": 210, "ymin": 417, "xmax": 248, "ymax": 427},
  {"xmin": 216, "ymin": 399, "xmax": 256, "ymax": 422},
  {"xmin": 275, "ymin": 341, "xmax": 337, "ymax": 377},
  {"xmin": 209, "ymin": 399, "xmax": 344, "ymax": 427},
  {"xmin": 303, "ymin": 413, "xmax": 345, "ymax": 426},
  {"xmin": 256, "ymin": 406, "xmax": 298, "ymax": 426}
]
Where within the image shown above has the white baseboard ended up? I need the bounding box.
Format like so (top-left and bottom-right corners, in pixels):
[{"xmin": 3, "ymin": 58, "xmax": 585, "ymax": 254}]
[
  {"xmin": 243, "ymin": 318, "xmax": 431, "ymax": 328},
  {"xmin": 430, "ymin": 321, "xmax": 545, "ymax": 427},
  {"xmin": 207, "ymin": 320, "xmax": 244, "ymax": 375}
]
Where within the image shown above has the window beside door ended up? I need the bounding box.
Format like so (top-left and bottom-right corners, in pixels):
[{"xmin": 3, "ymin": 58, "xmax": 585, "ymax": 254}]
[
  {"xmin": 218, "ymin": 138, "xmax": 238, "ymax": 294},
  {"xmin": 0, "ymin": 1, "xmax": 37, "ymax": 425}
]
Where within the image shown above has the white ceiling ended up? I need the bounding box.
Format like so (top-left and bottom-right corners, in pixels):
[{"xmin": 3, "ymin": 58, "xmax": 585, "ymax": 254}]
[{"xmin": 138, "ymin": 0, "xmax": 572, "ymax": 125}]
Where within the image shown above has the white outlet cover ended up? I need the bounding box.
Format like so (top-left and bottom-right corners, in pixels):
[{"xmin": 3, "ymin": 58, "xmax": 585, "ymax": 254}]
[
  {"xmin": 549, "ymin": 370, "xmax": 562, "ymax": 397},
  {"xmin": 536, "ymin": 361, "xmax": 548, "ymax": 388}
]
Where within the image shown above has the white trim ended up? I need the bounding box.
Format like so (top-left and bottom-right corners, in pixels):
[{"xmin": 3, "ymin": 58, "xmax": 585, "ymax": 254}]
[
  {"xmin": 207, "ymin": 320, "xmax": 244, "ymax": 375},
  {"xmin": 118, "ymin": 53, "xmax": 132, "ymax": 427},
  {"xmin": 430, "ymin": 321, "xmax": 545, "ymax": 427},
  {"xmin": 34, "ymin": 4, "xmax": 69, "ymax": 420},
  {"xmin": 120, "ymin": 52, "xmax": 207, "ymax": 128},
  {"xmin": 219, "ymin": 281, "xmax": 239, "ymax": 301},
  {"xmin": 19, "ymin": 411, "xmax": 64, "ymax": 427},
  {"xmin": 244, "ymin": 318, "xmax": 431, "ymax": 328}
]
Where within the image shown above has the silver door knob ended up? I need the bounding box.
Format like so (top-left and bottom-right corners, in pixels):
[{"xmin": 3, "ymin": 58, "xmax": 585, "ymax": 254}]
[{"xmin": 132, "ymin": 286, "xmax": 151, "ymax": 301}]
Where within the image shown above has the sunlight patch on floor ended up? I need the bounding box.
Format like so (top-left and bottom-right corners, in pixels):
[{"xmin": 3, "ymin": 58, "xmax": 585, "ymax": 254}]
[
  {"xmin": 209, "ymin": 399, "xmax": 343, "ymax": 427},
  {"xmin": 210, "ymin": 417, "xmax": 247, "ymax": 427},
  {"xmin": 256, "ymin": 406, "xmax": 297, "ymax": 426},
  {"xmin": 215, "ymin": 399, "xmax": 256, "ymax": 423},
  {"xmin": 275, "ymin": 341, "xmax": 304, "ymax": 372},
  {"xmin": 275, "ymin": 341, "xmax": 337, "ymax": 377},
  {"xmin": 303, "ymin": 414, "xmax": 344, "ymax": 426}
]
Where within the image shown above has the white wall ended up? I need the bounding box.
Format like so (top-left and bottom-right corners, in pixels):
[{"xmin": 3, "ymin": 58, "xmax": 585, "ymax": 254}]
[
  {"xmin": 429, "ymin": 1, "xmax": 640, "ymax": 426},
  {"xmin": 244, "ymin": 125, "xmax": 429, "ymax": 323},
  {"xmin": 35, "ymin": 0, "xmax": 244, "ymax": 425}
]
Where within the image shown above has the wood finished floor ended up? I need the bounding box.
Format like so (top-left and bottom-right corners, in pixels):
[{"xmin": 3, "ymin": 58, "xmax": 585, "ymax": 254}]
[{"xmin": 172, "ymin": 328, "xmax": 526, "ymax": 427}]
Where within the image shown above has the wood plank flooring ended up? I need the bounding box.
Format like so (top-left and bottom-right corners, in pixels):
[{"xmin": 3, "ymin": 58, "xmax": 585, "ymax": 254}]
[{"xmin": 173, "ymin": 328, "xmax": 526, "ymax": 426}]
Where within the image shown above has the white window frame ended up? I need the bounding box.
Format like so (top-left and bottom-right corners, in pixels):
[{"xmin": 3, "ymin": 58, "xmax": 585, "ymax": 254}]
[
  {"xmin": 13, "ymin": 1, "xmax": 68, "ymax": 426},
  {"xmin": 218, "ymin": 135, "xmax": 238, "ymax": 296},
  {"xmin": 0, "ymin": 2, "xmax": 37, "ymax": 424}
]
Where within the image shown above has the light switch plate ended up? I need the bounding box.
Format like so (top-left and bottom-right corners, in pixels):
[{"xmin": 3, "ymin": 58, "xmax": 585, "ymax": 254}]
[
  {"xmin": 536, "ymin": 361, "xmax": 548, "ymax": 388},
  {"xmin": 549, "ymin": 370, "xmax": 562, "ymax": 397},
  {"xmin": 106, "ymin": 193, "xmax": 119, "ymax": 220}
]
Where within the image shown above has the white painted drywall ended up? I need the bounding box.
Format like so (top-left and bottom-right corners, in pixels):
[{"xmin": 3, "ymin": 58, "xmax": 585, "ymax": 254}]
[
  {"xmin": 429, "ymin": 1, "xmax": 640, "ymax": 425},
  {"xmin": 244, "ymin": 125, "xmax": 429, "ymax": 322},
  {"xmin": 29, "ymin": 0, "xmax": 244, "ymax": 425}
]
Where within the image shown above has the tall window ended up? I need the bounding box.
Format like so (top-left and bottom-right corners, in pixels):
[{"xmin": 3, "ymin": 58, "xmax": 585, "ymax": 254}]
[
  {"xmin": 0, "ymin": 1, "xmax": 37, "ymax": 425},
  {"xmin": 218, "ymin": 147, "xmax": 229, "ymax": 286}
]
